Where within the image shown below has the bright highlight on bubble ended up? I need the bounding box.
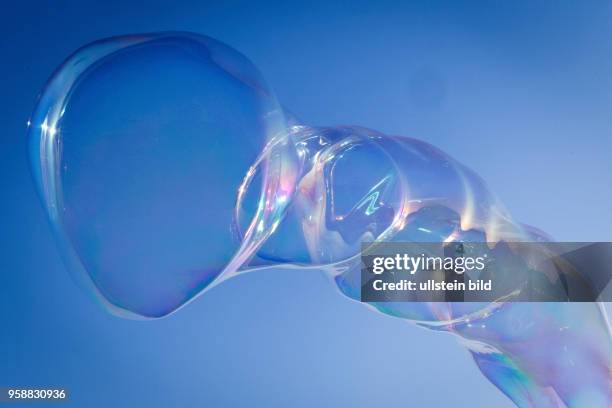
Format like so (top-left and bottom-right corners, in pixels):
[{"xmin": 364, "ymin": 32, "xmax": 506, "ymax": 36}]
[{"xmin": 28, "ymin": 32, "xmax": 611, "ymax": 407}]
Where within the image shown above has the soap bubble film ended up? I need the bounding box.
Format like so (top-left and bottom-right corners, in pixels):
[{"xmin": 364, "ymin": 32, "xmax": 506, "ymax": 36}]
[{"xmin": 29, "ymin": 32, "xmax": 611, "ymax": 407}]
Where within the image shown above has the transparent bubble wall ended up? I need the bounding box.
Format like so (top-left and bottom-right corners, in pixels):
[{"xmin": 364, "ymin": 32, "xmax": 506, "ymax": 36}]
[
  {"xmin": 28, "ymin": 32, "xmax": 299, "ymax": 318},
  {"xmin": 29, "ymin": 32, "xmax": 611, "ymax": 406}
]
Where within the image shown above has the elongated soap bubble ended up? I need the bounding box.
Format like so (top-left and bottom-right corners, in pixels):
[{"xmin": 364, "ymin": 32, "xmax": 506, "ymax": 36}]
[
  {"xmin": 28, "ymin": 32, "xmax": 298, "ymax": 318},
  {"xmin": 29, "ymin": 32, "xmax": 611, "ymax": 407}
]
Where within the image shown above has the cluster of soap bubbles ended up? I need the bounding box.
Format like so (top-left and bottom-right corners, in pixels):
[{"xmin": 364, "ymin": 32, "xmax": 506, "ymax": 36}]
[{"xmin": 28, "ymin": 32, "xmax": 611, "ymax": 407}]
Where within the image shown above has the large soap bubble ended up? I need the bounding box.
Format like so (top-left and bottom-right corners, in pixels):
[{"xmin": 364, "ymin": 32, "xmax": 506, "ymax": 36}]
[
  {"xmin": 28, "ymin": 32, "xmax": 298, "ymax": 318},
  {"xmin": 29, "ymin": 32, "xmax": 611, "ymax": 407}
]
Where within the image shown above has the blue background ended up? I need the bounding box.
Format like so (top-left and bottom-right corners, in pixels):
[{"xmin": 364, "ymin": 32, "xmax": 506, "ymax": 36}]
[{"xmin": 2, "ymin": 1, "xmax": 611, "ymax": 407}]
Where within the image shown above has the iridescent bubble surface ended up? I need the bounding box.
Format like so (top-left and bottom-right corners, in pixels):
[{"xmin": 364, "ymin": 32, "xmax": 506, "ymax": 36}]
[{"xmin": 30, "ymin": 32, "xmax": 611, "ymax": 407}]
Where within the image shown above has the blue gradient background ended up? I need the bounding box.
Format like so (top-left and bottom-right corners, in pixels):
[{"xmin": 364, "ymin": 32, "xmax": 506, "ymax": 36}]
[{"xmin": 2, "ymin": 1, "xmax": 611, "ymax": 407}]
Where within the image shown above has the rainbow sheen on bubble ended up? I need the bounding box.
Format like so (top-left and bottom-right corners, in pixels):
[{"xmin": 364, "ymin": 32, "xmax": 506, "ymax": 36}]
[{"xmin": 29, "ymin": 32, "xmax": 611, "ymax": 407}]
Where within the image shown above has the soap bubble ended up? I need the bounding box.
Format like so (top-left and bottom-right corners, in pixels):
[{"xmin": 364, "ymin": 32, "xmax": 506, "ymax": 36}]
[
  {"xmin": 29, "ymin": 32, "xmax": 611, "ymax": 407},
  {"xmin": 28, "ymin": 32, "xmax": 298, "ymax": 318}
]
